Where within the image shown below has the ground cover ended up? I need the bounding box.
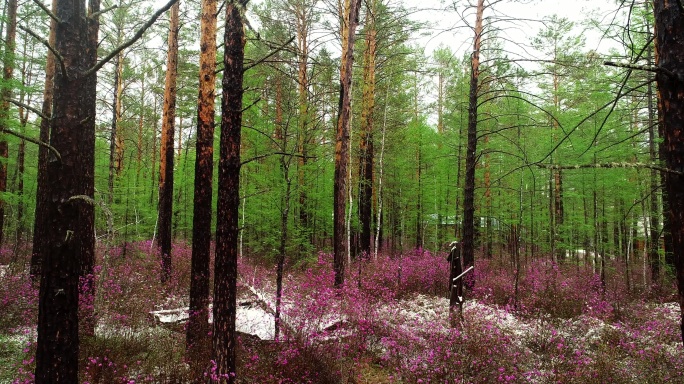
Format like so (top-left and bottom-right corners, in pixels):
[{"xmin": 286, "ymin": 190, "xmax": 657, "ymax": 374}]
[{"xmin": 0, "ymin": 242, "xmax": 682, "ymax": 383}]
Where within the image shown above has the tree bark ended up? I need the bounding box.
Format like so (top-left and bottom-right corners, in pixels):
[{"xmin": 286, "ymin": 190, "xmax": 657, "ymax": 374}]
[
  {"xmin": 0, "ymin": 0, "xmax": 17, "ymax": 249},
  {"xmin": 78, "ymin": 0, "xmax": 101, "ymax": 338},
  {"xmin": 108, "ymin": 48, "xmax": 124, "ymax": 205},
  {"xmin": 462, "ymin": 0, "xmax": 484, "ymax": 273},
  {"xmin": 35, "ymin": 0, "xmax": 93, "ymax": 378},
  {"xmin": 158, "ymin": 1, "xmax": 180, "ymax": 283},
  {"xmin": 333, "ymin": 0, "xmax": 361, "ymax": 287},
  {"xmin": 645, "ymin": 5, "xmax": 661, "ymax": 283},
  {"xmin": 31, "ymin": 0, "xmax": 57, "ymax": 279},
  {"xmin": 358, "ymin": 0, "xmax": 376, "ymax": 258},
  {"xmin": 295, "ymin": 2, "xmax": 310, "ymax": 240},
  {"xmin": 187, "ymin": 0, "xmax": 217, "ymax": 376},
  {"xmin": 653, "ymin": 0, "xmax": 684, "ymax": 346},
  {"xmin": 274, "ymin": 74, "xmax": 288, "ymax": 341},
  {"xmin": 212, "ymin": 1, "xmax": 245, "ymax": 381}
]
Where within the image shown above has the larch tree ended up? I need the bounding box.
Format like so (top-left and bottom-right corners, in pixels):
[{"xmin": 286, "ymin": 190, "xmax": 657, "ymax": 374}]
[
  {"xmin": 212, "ymin": 0, "xmax": 246, "ymax": 380},
  {"xmin": 34, "ymin": 0, "xmax": 94, "ymax": 377},
  {"xmin": 31, "ymin": 0, "xmax": 178, "ymax": 378},
  {"xmin": 14, "ymin": 34, "xmax": 34, "ymax": 246},
  {"xmin": 357, "ymin": 0, "xmax": 377, "ymax": 258},
  {"xmin": 158, "ymin": 1, "xmax": 180, "ymax": 283},
  {"xmin": 461, "ymin": 0, "xmax": 485, "ymax": 275},
  {"xmin": 108, "ymin": 2, "xmax": 126, "ymax": 205},
  {"xmin": 187, "ymin": 0, "xmax": 217, "ymax": 375},
  {"xmin": 530, "ymin": 15, "xmax": 584, "ymax": 261},
  {"xmin": 0, "ymin": 0, "xmax": 16, "ymax": 250},
  {"xmin": 31, "ymin": 0, "xmax": 57, "ymax": 279},
  {"xmin": 653, "ymin": 0, "xmax": 684, "ymax": 346},
  {"xmin": 333, "ymin": 0, "xmax": 361, "ymax": 287},
  {"xmin": 641, "ymin": 1, "xmax": 661, "ymax": 284},
  {"xmin": 289, "ymin": 0, "xmax": 317, "ymax": 243}
]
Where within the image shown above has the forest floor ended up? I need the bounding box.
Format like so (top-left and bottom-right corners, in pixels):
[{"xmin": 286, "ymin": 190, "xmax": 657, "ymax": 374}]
[{"xmin": 1, "ymin": 241, "xmax": 683, "ymax": 383}]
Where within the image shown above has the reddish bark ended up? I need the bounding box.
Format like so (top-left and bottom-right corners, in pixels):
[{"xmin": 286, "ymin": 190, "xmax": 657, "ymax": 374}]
[
  {"xmin": 187, "ymin": 0, "xmax": 217, "ymax": 376},
  {"xmin": 158, "ymin": 2, "xmax": 180, "ymax": 282},
  {"xmin": 333, "ymin": 0, "xmax": 362, "ymax": 287},
  {"xmin": 358, "ymin": 2, "xmax": 377, "ymax": 257}
]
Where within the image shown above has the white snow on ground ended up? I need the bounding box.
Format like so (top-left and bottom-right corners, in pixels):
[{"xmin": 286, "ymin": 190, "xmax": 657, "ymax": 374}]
[
  {"xmin": 149, "ymin": 293, "xmax": 277, "ymax": 340},
  {"xmin": 149, "ymin": 308, "xmax": 189, "ymax": 324},
  {"xmin": 236, "ymin": 302, "xmax": 275, "ymax": 340}
]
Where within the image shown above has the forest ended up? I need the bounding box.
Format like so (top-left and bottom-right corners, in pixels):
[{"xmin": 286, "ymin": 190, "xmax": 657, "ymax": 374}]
[{"xmin": 1, "ymin": 0, "xmax": 684, "ymax": 382}]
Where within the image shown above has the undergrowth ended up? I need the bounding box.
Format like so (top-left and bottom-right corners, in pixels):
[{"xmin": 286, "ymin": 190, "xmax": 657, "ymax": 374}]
[{"xmin": 0, "ymin": 242, "xmax": 682, "ymax": 383}]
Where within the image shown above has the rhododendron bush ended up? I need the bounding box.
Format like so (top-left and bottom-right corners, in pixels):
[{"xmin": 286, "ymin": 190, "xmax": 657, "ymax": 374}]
[{"xmin": 1, "ymin": 242, "xmax": 682, "ymax": 382}]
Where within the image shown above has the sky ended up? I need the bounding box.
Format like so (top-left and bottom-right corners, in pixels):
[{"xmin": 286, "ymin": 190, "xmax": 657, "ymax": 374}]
[{"xmin": 406, "ymin": 0, "xmax": 625, "ymax": 61}]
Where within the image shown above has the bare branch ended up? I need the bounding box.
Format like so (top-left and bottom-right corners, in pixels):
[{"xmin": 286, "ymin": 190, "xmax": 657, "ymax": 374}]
[
  {"xmin": 604, "ymin": 61, "xmax": 676, "ymax": 79},
  {"xmin": 9, "ymin": 99, "xmax": 50, "ymax": 121},
  {"xmin": 19, "ymin": 26, "xmax": 66, "ymax": 77},
  {"xmin": 241, "ymin": 97, "xmax": 261, "ymax": 112},
  {"xmin": 89, "ymin": 4, "xmax": 118, "ymax": 19},
  {"xmin": 85, "ymin": 0, "xmax": 179, "ymax": 76},
  {"xmin": 32, "ymin": 0, "xmax": 60, "ymax": 23},
  {"xmin": 243, "ymin": 36, "xmax": 295, "ymax": 73},
  {"xmin": 535, "ymin": 162, "xmax": 683, "ymax": 176},
  {"xmin": 241, "ymin": 151, "xmax": 312, "ymax": 166},
  {"xmin": 1, "ymin": 128, "xmax": 61, "ymax": 163}
]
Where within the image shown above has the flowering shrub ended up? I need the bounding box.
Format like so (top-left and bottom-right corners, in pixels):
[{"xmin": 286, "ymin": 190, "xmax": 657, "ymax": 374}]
[{"xmin": 1, "ymin": 243, "xmax": 682, "ymax": 382}]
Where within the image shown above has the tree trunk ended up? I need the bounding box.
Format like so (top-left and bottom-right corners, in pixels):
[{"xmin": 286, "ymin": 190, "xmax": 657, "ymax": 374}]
[
  {"xmin": 212, "ymin": 1, "xmax": 245, "ymax": 381},
  {"xmin": 274, "ymin": 74, "xmax": 288, "ymax": 341},
  {"xmin": 358, "ymin": 3, "xmax": 376, "ymax": 258},
  {"xmin": 296, "ymin": 6, "xmax": 310, "ymax": 241},
  {"xmin": 77, "ymin": 0, "xmax": 101, "ymax": 338},
  {"xmin": 462, "ymin": 0, "xmax": 484, "ymax": 273},
  {"xmin": 187, "ymin": 0, "xmax": 217, "ymax": 377},
  {"xmin": 0, "ymin": 0, "xmax": 17, "ymax": 250},
  {"xmin": 35, "ymin": 0, "xmax": 93, "ymax": 378},
  {"xmin": 31, "ymin": 0, "xmax": 57, "ymax": 279},
  {"xmin": 653, "ymin": 0, "xmax": 684, "ymax": 345},
  {"xmin": 333, "ymin": 0, "xmax": 361, "ymax": 287},
  {"xmin": 374, "ymin": 81, "xmax": 390, "ymax": 259},
  {"xmin": 108, "ymin": 47, "xmax": 124, "ymax": 205},
  {"xmin": 158, "ymin": 1, "xmax": 180, "ymax": 282},
  {"xmin": 13, "ymin": 26, "xmax": 31, "ymax": 248}
]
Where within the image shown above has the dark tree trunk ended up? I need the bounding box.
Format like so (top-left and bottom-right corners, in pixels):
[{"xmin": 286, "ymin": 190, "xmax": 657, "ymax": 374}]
[
  {"xmin": 358, "ymin": 4, "xmax": 376, "ymax": 257},
  {"xmin": 31, "ymin": 0, "xmax": 57, "ymax": 279},
  {"xmin": 187, "ymin": 0, "xmax": 217, "ymax": 376},
  {"xmin": 35, "ymin": 0, "xmax": 93, "ymax": 379},
  {"xmin": 212, "ymin": 1, "xmax": 245, "ymax": 381},
  {"xmin": 158, "ymin": 2, "xmax": 180, "ymax": 283},
  {"xmin": 448, "ymin": 242, "xmax": 463, "ymax": 324},
  {"xmin": 77, "ymin": 0, "xmax": 101, "ymax": 339},
  {"xmin": 462, "ymin": 0, "xmax": 484, "ymax": 273},
  {"xmin": 653, "ymin": 0, "xmax": 684, "ymax": 345},
  {"xmin": 333, "ymin": 0, "xmax": 361, "ymax": 287},
  {"xmin": 274, "ymin": 74, "xmax": 288, "ymax": 341}
]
